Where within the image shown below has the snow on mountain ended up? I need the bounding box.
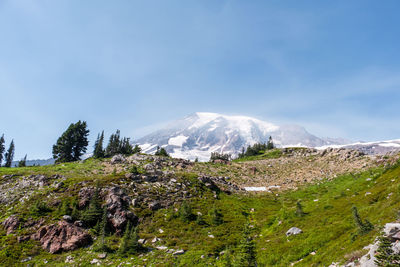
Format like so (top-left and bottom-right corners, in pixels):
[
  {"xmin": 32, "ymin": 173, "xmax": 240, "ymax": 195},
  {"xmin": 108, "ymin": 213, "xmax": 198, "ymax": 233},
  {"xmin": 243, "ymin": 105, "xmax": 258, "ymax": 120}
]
[
  {"xmin": 135, "ymin": 112, "xmax": 351, "ymax": 161},
  {"xmin": 317, "ymin": 139, "xmax": 400, "ymax": 155}
]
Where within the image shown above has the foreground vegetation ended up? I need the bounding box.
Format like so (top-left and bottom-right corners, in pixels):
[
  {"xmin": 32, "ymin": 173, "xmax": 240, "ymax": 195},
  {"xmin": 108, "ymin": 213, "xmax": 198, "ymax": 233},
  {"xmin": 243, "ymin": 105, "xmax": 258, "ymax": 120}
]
[{"xmin": 0, "ymin": 153, "xmax": 399, "ymax": 266}]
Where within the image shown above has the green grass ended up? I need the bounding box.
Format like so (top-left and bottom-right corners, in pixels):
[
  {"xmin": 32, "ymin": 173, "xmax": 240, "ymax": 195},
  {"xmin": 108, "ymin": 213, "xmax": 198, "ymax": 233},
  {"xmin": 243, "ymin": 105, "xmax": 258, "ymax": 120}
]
[
  {"xmin": 0, "ymin": 157, "xmax": 400, "ymax": 265},
  {"xmin": 233, "ymin": 149, "xmax": 283, "ymax": 162}
]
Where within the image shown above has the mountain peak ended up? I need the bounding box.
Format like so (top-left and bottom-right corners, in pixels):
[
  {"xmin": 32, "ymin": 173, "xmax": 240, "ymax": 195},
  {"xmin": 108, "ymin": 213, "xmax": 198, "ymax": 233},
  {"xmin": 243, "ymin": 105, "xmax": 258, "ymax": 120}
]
[{"xmin": 137, "ymin": 112, "xmax": 349, "ymax": 161}]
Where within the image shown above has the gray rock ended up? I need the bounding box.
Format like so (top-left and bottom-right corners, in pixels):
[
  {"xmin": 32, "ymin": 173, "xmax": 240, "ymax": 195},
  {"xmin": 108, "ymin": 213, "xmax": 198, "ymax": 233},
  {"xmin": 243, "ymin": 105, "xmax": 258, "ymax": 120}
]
[
  {"xmin": 286, "ymin": 227, "xmax": 303, "ymax": 236},
  {"xmin": 62, "ymin": 215, "xmax": 73, "ymax": 222},
  {"xmin": 111, "ymin": 154, "xmax": 126, "ymax": 164},
  {"xmin": 173, "ymin": 249, "xmax": 185, "ymax": 255}
]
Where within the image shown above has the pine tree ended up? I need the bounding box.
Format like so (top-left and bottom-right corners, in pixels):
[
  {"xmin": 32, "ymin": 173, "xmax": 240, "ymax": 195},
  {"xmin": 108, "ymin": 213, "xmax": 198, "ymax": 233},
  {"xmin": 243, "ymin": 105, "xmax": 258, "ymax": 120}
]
[
  {"xmin": 296, "ymin": 201, "xmax": 305, "ymax": 217},
  {"xmin": 52, "ymin": 121, "xmax": 89, "ymax": 163},
  {"xmin": 118, "ymin": 221, "xmax": 140, "ymax": 255},
  {"xmin": 105, "ymin": 130, "xmax": 121, "ymax": 157},
  {"xmin": 155, "ymin": 146, "xmax": 169, "ymax": 157},
  {"xmin": 179, "ymin": 201, "xmax": 193, "ymax": 222},
  {"xmin": 58, "ymin": 199, "xmax": 72, "ymax": 216},
  {"xmin": 352, "ymin": 206, "xmax": 373, "ymax": 234},
  {"xmin": 267, "ymin": 136, "xmax": 274, "ymax": 150},
  {"xmin": 0, "ymin": 134, "xmax": 5, "ymax": 167},
  {"xmin": 375, "ymin": 234, "xmax": 400, "ymax": 266},
  {"xmin": 120, "ymin": 137, "xmax": 134, "ymax": 155},
  {"xmin": 93, "ymin": 131, "xmax": 105, "ymax": 158},
  {"xmin": 18, "ymin": 154, "xmax": 27, "ymax": 167},
  {"xmin": 94, "ymin": 207, "xmax": 109, "ymax": 252},
  {"xmin": 210, "ymin": 207, "xmax": 223, "ymax": 226},
  {"xmin": 235, "ymin": 223, "xmax": 257, "ymax": 267},
  {"xmin": 81, "ymin": 186, "xmax": 103, "ymax": 226},
  {"xmin": 132, "ymin": 145, "xmax": 141, "ymax": 154},
  {"xmin": 4, "ymin": 140, "xmax": 15, "ymax": 167}
]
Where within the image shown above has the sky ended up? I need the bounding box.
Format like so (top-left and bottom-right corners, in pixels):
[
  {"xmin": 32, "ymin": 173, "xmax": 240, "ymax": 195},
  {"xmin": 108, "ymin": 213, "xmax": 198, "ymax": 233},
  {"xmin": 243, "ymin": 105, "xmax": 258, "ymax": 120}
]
[{"xmin": 1, "ymin": 0, "xmax": 400, "ymax": 160}]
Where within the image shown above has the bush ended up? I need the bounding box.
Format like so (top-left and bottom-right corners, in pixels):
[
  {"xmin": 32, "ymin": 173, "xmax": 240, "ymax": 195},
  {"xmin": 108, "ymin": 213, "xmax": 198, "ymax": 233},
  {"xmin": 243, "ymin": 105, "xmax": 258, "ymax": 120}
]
[
  {"xmin": 179, "ymin": 201, "xmax": 193, "ymax": 222},
  {"xmin": 30, "ymin": 201, "xmax": 52, "ymax": 217}
]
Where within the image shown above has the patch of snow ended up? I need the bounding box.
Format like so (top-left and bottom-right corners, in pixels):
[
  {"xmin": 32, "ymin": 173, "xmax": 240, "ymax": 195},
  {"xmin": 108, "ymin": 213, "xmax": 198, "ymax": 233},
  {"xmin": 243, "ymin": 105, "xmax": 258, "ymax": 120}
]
[
  {"xmin": 244, "ymin": 187, "xmax": 267, "ymax": 191},
  {"xmin": 168, "ymin": 135, "xmax": 188, "ymax": 147}
]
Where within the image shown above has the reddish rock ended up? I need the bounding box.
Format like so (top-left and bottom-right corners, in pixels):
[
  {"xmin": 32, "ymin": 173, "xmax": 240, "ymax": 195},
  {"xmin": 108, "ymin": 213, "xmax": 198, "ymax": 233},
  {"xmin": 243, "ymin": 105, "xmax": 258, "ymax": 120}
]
[
  {"xmin": 32, "ymin": 220, "xmax": 92, "ymax": 253},
  {"xmin": 2, "ymin": 215, "xmax": 20, "ymax": 234}
]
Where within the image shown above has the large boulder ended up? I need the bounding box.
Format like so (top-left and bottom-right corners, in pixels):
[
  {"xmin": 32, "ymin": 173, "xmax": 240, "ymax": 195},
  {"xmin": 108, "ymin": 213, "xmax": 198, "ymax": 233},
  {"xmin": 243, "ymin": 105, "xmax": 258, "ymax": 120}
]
[
  {"xmin": 105, "ymin": 187, "xmax": 137, "ymax": 234},
  {"xmin": 32, "ymin": 220, "xmax": 92, "ymax": 254}
]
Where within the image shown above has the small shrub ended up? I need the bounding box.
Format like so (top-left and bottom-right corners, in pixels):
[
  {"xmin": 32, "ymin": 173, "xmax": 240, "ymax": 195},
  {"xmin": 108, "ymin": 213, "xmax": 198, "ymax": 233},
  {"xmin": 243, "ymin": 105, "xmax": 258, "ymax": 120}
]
[{"xmin": 30, "ymin": 201, "xmax": 52, "ymax": 217}]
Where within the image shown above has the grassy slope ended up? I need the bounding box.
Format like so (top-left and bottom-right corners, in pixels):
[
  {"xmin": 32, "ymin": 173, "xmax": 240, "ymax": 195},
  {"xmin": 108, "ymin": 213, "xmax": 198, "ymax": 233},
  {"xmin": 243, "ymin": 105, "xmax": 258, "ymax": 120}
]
[{"xmin": 0, "ymin": 157, "xmax": 399, "ymax": 266}]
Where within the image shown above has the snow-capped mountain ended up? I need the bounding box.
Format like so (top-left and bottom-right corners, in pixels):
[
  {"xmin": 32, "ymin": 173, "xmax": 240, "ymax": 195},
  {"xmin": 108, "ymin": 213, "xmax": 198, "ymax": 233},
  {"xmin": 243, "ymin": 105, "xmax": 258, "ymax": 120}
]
[
  {"xmin": 318, "ymin": 139, "xmax": 400, "ymax": 155},
  {"xmin": 136, "ymin": 112, "xmax": 350, "ymax": 161}
]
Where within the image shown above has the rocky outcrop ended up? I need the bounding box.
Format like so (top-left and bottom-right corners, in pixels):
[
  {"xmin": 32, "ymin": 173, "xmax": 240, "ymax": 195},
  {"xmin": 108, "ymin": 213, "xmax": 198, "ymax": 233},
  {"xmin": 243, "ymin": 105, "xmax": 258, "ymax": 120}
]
[
  {"xmin": 32, "ymin": 220, "xmax": 92, "ymax": 253},
  {"xmin": 111, "ymin": 154, "xmax": 126, "ymax": 164},
  {"xmin": 2, "ymin": 215, "xmax": 20, "ymax": 234},
  {"xmin": 105, "ymin": 186, "xmax": 137, "ymax": 234}
]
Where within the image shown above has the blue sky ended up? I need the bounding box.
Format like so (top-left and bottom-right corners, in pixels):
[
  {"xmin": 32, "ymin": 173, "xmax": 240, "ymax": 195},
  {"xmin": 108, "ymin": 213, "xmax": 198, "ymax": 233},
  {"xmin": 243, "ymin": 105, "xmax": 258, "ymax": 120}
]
[{"xmin": 1, "ymin": 0, "xmax": 400, "ymax": 159}]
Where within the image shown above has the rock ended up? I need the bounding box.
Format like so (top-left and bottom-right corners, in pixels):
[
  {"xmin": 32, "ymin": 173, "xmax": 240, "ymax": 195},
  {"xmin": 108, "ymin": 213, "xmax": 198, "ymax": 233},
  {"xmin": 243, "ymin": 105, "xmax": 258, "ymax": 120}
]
[
  {"xmin": 149, "ymin": 201, "xmax": 161, "ymax": 211},
  {"xmin": 152, "ymin": 237, "xmax": 161, "ymax": 243},
  {"xmin": 97, "ymin": 253, "xmax": 107, "ymax": 259},
  {"xmin": 159, "ymin": 228, "xmax": 164, "ymax": 233},
  {"xmin": 21, "ymin": 256, "xmax": 32, "ymax": 262},
  {"xmin": 74, "ymin": 220, "xmax": 83, "ymax": 227},
  {"xmin": 286, "ymin": 227, "xmax": 303, "ymax": 236},
  {"xmin": 156, "ymin": 246, "xmax": 168, "ymax": 250},
  {"xmin": 173, "ymin": 249, "xmax": 185, "ymax": 255},
  {"xmin": 17, "ymin": 235, "xmax": 31, "ymax": 243},
  {"xmin": 208, "ymin": 234, "xmax": 215, "ymax": 238},
  {"xmin": 384, "ymin": 223, "xmax": 400, "ymax": 237},
  {"xmin": 105, "ymin": 186, "xmax": 137, "ymax": 234},
  {"xmin": 2, "ymin": 215, "xmax": 20, "ymax": 235},
  {"xmin": 90, "ymin": 258, "xmax": 100, "ymax": 265},
  {"xmin": 138, "ymin": 239, "xmax": 146, "ymax": 245},
  {"xmin": 32, "ymin": 220, "xmax": 92, "ymax": 254},
  {"xmin": 65, "ymin": 255, "xmax": 74, "ymax": 263},
  {"xmin": 63, "ymin": 215, "xmax": 73, "ymax": 222},
  {"xmin": 78, "ymin": 187, "xmax": 94, "ymax": 208},
  {"xmin": 111, "ymin": 154, "xmax": 126, "ymax": 164}
]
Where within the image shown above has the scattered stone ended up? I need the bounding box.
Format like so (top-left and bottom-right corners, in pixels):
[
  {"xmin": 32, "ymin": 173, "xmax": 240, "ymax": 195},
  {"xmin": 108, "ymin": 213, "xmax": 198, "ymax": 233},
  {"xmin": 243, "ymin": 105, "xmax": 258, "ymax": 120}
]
[
  {"xmin": 159, "ymin": 228, "xmax": 164, "ymax": 233},
  {"xmin": 173, "ymin": 249, "xmax": 185, "ymax": 255},
  {"xmin": 21, "ymin": 257, "xmax": 32, "ymax": 263},
  {"xmin": 65, "ymin": 255, "xmax": 74, "ymax": 263},
  {"xmin": 63, "ymin": 215, "xmax": 73, "ymax": 222},
  {"xmin": 365, "ymin": 192, "xmax": 372, "ymax": 196},
  {"xmin": 98, "ymin": 253, "xmax": 107, "ymax": 259},
  {"xmin": 156, "ymin": 246, "xmax": 168, "ymax": 250},
  {"xmin": 152, "ymin": 237, "xmax": 161, "ymax": 243},
  {"xmin": 286, "ymin": 227, "xmax": 303, "ymax": 236},
  {"xmin": 90, "ymin": 258, "xmax": 100, "ymax": 265},
  {"xmin": 208, "ymin": 234, "xmax": 215, "ymax": 238}
]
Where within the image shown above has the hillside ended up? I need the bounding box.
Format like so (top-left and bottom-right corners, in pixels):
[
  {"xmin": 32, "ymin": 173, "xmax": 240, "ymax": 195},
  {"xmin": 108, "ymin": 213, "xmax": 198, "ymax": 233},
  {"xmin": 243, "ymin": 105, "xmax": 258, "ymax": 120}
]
[{"xmin": 0, "ymin": 149, "xmax": 400, "ymax": 266}]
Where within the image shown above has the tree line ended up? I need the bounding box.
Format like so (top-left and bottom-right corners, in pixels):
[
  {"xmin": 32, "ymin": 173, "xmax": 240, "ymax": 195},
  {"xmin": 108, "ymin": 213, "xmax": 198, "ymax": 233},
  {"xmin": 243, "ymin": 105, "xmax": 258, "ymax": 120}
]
[
  {"xmin": 0, "ymin": 134, "xmax": 26, "ymax": 167},
  {"xmin": 52, "ymin": 121, "xmax": 144, "ymax": 163}
]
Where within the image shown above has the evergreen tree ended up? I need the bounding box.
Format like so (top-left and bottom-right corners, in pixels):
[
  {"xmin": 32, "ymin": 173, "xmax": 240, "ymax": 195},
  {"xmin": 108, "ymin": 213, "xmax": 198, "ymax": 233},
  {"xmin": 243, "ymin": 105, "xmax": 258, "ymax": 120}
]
[
  {"xmin": 0, "ymin": 134, "xmax": 5, "ymax": 166},
  {"xmin": 352, "ymin": 206, "xmax": 373, "ymax": 234},
  {"xmin": 210, "ymin": 207, "xmax": 223, "ymax": 226},
  {"xmin": 210, "ymin": 152, "xmax": 231, "ymax": 162},
  {"xmin": 105, "ymin": 130, "xmax": 121, "ymax": 157},
  {"xmin": 58, "ymin": 199, "xmax": 72, "ymax": 216},
  {"xmin": 132, "ymin": 145, "xmax": 142, "ymax": 154},
  {"xmin": 18, "ymin": 154, "xmax": 27, "ymax": 167},
  {"xmin": 95, "ymin": 207, "xmax": 109, "ymax": 252},
  {"xmin": 93, "ymin": 131, "xmax": 105, "ymax": 158},
  {"xmin": 155, "ymin": 146, "xmax": 169, "ymax": 157},
  {"xmin": 179, "ymin": 201, "xmax": 193, "ymax": 222},
  {"xmin": 52, "ymin": 121, "xmax": 89, "ymax": 163},
  {"xmin": 267, "ymin": 136, "xmax": 274, "ymax": 150},
  {"xmin": 235, "ymin": 223, "xmax": 257, "ymax": 267},
  {"xmin": 120, "ymin": 137, "xmax": 134, "ymax": 155},
  {"xmin": 118, "ymin": 221, "xmax": 140, "ymax": 255},
  {"xmin": 81, "ymin": 185, "xmax": 103, "ymax": 226},
  {"xmin": 4, "ymin": 140, "xmax": 15, "ymax": 167},
  {"xmin": 375, "ymin": 234, "xmax": 400, "ymax": 266},
  {"xmin": 296, "ymin": 201, "xmax": 305, "ymax": 217}
]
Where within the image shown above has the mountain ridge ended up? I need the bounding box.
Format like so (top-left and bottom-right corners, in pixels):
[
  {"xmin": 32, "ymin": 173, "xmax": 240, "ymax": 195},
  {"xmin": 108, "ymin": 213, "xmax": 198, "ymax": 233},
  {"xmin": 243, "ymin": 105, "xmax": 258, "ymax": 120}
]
[{"xmin": 136, "ymin": 112, "xmax": 350, "ymax": 161}]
